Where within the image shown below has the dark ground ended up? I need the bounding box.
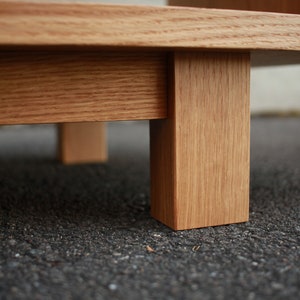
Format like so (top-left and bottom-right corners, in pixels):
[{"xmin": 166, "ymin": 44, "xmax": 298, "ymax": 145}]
[{"xmin": 0, "ymin": 118, "xmax": 299, "ymax": 300}]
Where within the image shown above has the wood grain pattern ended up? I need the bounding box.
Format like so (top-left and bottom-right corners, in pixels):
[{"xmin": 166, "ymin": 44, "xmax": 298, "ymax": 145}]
[
  {"xmin": 58, "ymin": 122, "xmax": 107, "ymax": 165},
  {"xmin": 0, "ymin": 1, "xmax": 299, "ymax": 51},
  {"xmin": 0, "ymin": 51, "xmax": 167, "ymax": 125},
  {"xmin": 169, "ymin": 0, "xmax": 300, "ymax": 14},
  {"xmin": 150, "ymin": 52, "xmax": 250, "ymax": 230}
]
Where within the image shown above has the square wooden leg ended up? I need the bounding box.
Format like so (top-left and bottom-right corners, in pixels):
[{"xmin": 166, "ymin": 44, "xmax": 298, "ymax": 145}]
[
  {"xmin": 58, "ymin": 122, "xmax": 107, "ymax": 164},
  {"xmin": 150, "ymin": 52, "xmax": 250, "ymax": 230}
]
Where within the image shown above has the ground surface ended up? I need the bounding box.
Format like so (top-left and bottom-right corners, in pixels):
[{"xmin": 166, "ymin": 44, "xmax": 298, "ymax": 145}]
[{"xmin": 0, "ymin": 118, "xmax": 299, "ymax": 300}]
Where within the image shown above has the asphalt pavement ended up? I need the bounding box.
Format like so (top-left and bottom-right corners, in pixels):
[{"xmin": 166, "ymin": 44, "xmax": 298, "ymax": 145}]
[{"xmin": 0, "ymin": 118, "xmax": 299, "ymax": 300}]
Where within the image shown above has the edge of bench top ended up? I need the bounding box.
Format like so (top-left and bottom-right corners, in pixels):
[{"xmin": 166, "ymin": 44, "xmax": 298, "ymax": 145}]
[{"xmin": 0, "ymin": 1, "xmax": 300, "ymax": 52}]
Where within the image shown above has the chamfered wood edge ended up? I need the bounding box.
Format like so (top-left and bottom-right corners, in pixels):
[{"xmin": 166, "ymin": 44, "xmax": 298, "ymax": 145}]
[{"xmin": 0, "ymin": 1, "xmax": 299, "ymax": 52}]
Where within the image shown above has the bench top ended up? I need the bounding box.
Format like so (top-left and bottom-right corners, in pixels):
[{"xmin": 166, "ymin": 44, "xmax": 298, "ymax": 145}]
[{"xmin": 0, "ymin": 1, "xmax": 300, "ymax": 64}]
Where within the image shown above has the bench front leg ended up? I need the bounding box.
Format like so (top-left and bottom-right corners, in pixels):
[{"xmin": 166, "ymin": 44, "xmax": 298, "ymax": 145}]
[{"xmin": 150, "ymin": 52, "xmax": 250, "ymax": 230}]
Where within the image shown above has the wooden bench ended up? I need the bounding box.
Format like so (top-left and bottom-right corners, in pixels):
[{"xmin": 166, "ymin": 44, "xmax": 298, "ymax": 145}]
[{"xmin": 0, "ymin": 1, "xmax": 299, "ymax": 230}]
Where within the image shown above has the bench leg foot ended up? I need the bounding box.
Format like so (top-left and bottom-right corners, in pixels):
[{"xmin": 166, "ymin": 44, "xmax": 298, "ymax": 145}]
[
  {"xmin": 150, "ymin": 52, "xmax": 250, "ymax": 230},
  {"xmin": 58, "ymin": 122, "xmax": 107, "ymax": 164}
]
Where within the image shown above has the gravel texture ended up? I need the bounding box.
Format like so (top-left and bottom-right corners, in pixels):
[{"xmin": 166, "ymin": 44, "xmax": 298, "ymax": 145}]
[{"xmin": 0, "ymin": 118, "xmax": 299, "ymax": 300}]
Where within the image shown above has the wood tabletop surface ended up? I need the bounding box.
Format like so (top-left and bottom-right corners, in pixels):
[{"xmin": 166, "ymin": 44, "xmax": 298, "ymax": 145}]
[{"xmin": 0, "ymin": 1, "xmax": 300, "ymax": 52}]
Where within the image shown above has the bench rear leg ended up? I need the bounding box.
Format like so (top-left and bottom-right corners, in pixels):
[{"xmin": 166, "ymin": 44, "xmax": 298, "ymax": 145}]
[{"xmin": 58, "ymin": 122, "xmax": 107, "ymax": 164}]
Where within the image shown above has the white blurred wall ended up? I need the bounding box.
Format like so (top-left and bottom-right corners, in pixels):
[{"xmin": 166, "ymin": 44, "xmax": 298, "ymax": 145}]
[
  {"xmin": 251, "ymin": 66, "xmax": 300, "ymax": 114},
  {"xmin": 93, "ymin": 0, "xmax": 164, "ymax": 4}
]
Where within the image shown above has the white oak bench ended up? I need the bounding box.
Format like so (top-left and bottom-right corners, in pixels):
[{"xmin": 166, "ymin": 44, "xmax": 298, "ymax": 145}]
[{"xmin": 0, "ymin": 1, "xmax": 299, "ymax": 230}]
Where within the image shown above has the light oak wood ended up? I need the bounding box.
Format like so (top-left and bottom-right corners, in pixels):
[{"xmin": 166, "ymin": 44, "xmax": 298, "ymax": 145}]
[
  {"xmin": 59, "ymin": 122, "xmax": 107, "ymax": 165},
  {"xmin": 150, "ymin": 52, "xmax": 250, "ymax": 230},
  {"xmin": 0, "ymin": 1, "xmax": 299, "ymax": 230},
  {"xmin": 169, "ymin": 0, "xmax": 300, "ymax": 14},
  {"xmin": 0, "ymin": 1, "xmax": 299, "ymax": 52},
  {"xmin": 0, "ymin": 51, "xmax": 167, "ymax": 125}
]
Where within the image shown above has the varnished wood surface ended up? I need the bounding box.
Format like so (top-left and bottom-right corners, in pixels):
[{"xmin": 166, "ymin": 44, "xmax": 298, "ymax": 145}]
[
  {"xmin": 0, "ymin": 1, "xmax": 299, "ymax": 51},
  {"xmin": 151, "ymin": 52, "xmax": 250, "ymax": 230},
  {"xmin": 0, "ymin": 51, "xmax": 167, "ymax": 125}
]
